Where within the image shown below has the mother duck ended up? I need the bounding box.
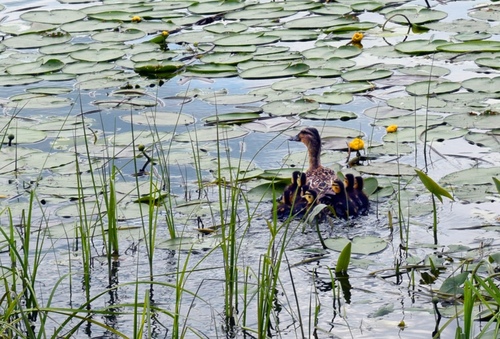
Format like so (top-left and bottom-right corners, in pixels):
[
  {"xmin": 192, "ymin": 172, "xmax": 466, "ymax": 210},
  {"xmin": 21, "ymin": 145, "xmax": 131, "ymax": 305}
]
[{"xmin": 289, "ymin": 127, "xmax": 336, "ymax": 194}]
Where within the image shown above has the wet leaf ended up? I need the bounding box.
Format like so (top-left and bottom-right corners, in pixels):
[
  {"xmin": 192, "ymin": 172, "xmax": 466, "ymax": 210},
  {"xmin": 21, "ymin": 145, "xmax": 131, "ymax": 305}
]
[
  {"xmin": 240, "ymin": 63, "xmax": 309, "ymax": 79},
  {"xmin": 326, "ymin": 236, "xmax": 387, "ymax": 255},
  {"xmin": 415, "ymin": 169, "xmax": 454, "ymax": 202}
]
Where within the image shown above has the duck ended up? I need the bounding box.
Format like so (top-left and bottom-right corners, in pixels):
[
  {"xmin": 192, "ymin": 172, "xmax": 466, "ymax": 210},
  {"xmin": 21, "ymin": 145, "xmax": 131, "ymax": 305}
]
[
  {"xmin": 354, "ymin": 175, "xmax": 370, "ymax": 215},
  {"xmin": 343, "ymin": 174, "xmax": 359, "ymax": 217},
  {"xmin": 289, "ymin": 127, "xmax": 336, "ymax": 194},
  {"xmin": 320, "ymin": 179, "xmax": 351, "ymax": 219}
]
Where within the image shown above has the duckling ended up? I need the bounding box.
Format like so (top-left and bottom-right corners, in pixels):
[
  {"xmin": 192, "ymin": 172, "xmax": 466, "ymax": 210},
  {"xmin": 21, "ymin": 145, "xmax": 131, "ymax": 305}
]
[
  {"xmin": 281, "ymin": 171, "xmax": 307, "ymax": 204},
  {"xmin": 293, "ymin": 185, "xmax": 318, "ymax": 218},
  {"xmin": 289, "ymin": 127, "xmax": 336, "ymax": 194},
  {"xmin": 343, "ymin": 174, "xmax": 359, "ymax": 217},
  {"xmin": 321, "ymin": 179, "xmax": 349, "ymax": 219},
  {"xmin": 354, "ymin": 175, "xmax": 370, "ymax": 215}
]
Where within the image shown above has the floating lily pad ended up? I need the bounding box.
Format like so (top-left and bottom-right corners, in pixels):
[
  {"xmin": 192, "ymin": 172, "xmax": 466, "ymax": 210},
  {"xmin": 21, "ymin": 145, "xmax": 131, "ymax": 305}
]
[
  {"xmin": 174, "ymin": 126, "xmax": 249, "ymax": 142},
  {"xmin": 437, "ymin": 41, "xmax": 500, "ymax": 53},
  {"xmin": 325, "ymin": 236, "xmax": 387, "ymax": 255},
  {"xmin": 405, "ymin": 80, "xmax": 461, "ymax": 96},
  {"xmin": 386, "ymin": 96, "xmax": 447, "ymax": 110},
  {"xmin": 184, "ymin": 64, "xmax": 238, "ymax": 78},
  {"xmin": 358, "ymin": 162, "xmax": 417, "ymax": 176},
  {"xmin": 383, "ymin": 125, "xmax": 467, "ymax": 143},
  {"xmin": 225, "ymin": 8, "xmax": 296, "ymax": 20},
  {"xmin": 303, "ymin": 93, "xmax": 353, "ymax": 105},
  {"xmin": 398, "ymin": 65, "xmax": 450, "ymax": 77},
  {"xmin": 385, "ymin": 6, "xmax": 447, "ymax": 24},
  {"xmin": 200, "ymin": 52, "xmax": 252, "ymax": 65},
  {"xmin": 6, "ymin": 96, "xmax": 73, "ymax": 109},
  {"xmin": 121, "ymin": 112, "xmax": 195, "ymax": 126},
  {"xmin": 214, "ymin": 33, "xmax": 279, "ymax": 46},
  {"xmin": 441, "ymin": 167, "xmax": 500, "ymax": 186},
  {"xmin": 341, "ymin": 68, "xmax": 393, "ymax": 82},
  {"xmin": 445, "ymin": 112, "xmax": 500, "ymax": 130},
  {"xmin": 285, "ymin": 15, "xmax": 355, "ymax": 29},
  {"xmin": 242, "ymin": 116, "xmax": 300, "ymax": 133},
  {"xmin": 465, "ymin": 132, "xmax": 500, "ymax": 152},
  {"xmin": 204, "ymin": 22, "xmax": 247, "ymax": 34},
  {"xmin": 300, "ymin": 109, "xmax": 357, "ymax": 121},
  {"xmin": 462, "ymin": 77, "xmax": 500, "ymax": 93},
  {"xmin": 364, "ymin": 106, "xmax": 414, "ymax": 119},
  {"xmin": 3, "ymin": 33, "xmax": 72, "ymax": 49},
  {"xmin": 70, "ymin": 48, "xmax": 125, "ymax": 62},
  {"xmin": 21, "ymin": 9, "xmax": 87, "ymax": 24},
  {"xmin": 240, "ymin": 63, "xmax": 309, "ymax": 79},
  {"xmin": 64, "ymin": 62, "xmax": 115, "ymax": 75},
  {"xmin": 0, "ymin": 75, "xmax": 43, "ymax": 86},
  {"xmin": 61, "ymin": 19, "xmax": 121, "ymax": 33},
  {"xmin": 92, "ymin": 29, "xmax": 146, "ymax": 42},
  {"xmin": 422, "ymin": 18, "xmax": 490, "ymax": 33},
  {"xmin": 1, "ymin": 128, "xmax": 47, "ymax": 144},
  {"xmin": 111, "ymin": 131, "xmax": 172, "ymax": 146},
  {"xmin": 329, "ymin": 81, "xmax": 374, "ymax": 93},
  {"xmin": 262, "ymin": 100, "xmax": 319, "ymax": 117},
  {"xmin": 395, "ymin": 39, "xmax": 448, "ymax": 55},
  {"xmin": 0, "ymin": 22, "xmax": 58, "ymax": 36},
  {"xmin": 202, "ymin": 94, "xmax": 267, "ymax": 105},
  {"xmin": 302, "ymin": 45, "xmax": 361, "ymax": 59},
  {"xmin": 188, "ymin": 1, "xmax": 251, "ymax": 14},
  {"xmin": 272, "ymin": 77, "xmax": 337, "ymax": 92},
  {"xmin": 203, "ymin": 112, "xmax": 261, "ymax": 125}
]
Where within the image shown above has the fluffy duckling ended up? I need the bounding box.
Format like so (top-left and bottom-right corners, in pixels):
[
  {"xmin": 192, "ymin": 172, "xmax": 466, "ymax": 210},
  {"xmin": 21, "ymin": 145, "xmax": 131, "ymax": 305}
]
[
  {"xmin": 354, "ymin": 175, "xmax": 370, "ymax": 215},
  {"xmin": 321, "ymin": 179, "xmax": 350, "ymax": 219},
  {"xmin": 293, "ymin": 185, "xmax": 318, "ymax": 218},
  {"xmin": 289, "ymin": 127, "xmax": 336, "ymax": 194},
  {"xmin": 343, "ymin": 174, "xmax": 359, "ymax": 217},
  {"xmin": 282, "ymin": 171, "xmax": 307, "ymax": 205}
]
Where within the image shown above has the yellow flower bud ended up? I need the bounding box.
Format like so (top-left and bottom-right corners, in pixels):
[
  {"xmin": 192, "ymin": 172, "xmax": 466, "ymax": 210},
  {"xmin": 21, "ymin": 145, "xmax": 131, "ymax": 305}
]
[
  {"xmin": 386, "ymin": 125, "xmax": 398, "ymax": 133},
  {"xmin": 348, "ymin": 137, "xmax": 365, "ymax": 151},
  {"xmin": 131, "ymin": 15, "xmax": 142, "ymax": 23},
  {"xmin": 351, "ymin": 32, "xmax": 364, "ymax": 44},
  {"xmin": 162, "ymin": 30, "xmax": 169, "ymax": 37}
]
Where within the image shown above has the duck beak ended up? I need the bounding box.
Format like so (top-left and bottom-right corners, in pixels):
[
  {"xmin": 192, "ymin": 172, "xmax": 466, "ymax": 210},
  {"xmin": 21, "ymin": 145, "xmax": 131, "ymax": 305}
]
[{"xmin": 288, "ymin": 133, "xmax": 300, "ymax": 142}]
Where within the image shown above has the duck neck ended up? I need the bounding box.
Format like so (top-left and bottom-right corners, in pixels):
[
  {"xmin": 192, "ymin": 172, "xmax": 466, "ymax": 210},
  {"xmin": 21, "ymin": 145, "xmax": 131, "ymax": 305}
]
[{"xmin": 307, "ymin": 138, "xmax": 321, "ymax": 170}]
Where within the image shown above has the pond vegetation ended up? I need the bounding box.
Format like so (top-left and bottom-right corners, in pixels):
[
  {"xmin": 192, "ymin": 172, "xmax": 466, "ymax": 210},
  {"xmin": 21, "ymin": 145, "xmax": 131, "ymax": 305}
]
[{"xmin": 1, "ymin": 0, "xmax": 500, "ymax": 338}]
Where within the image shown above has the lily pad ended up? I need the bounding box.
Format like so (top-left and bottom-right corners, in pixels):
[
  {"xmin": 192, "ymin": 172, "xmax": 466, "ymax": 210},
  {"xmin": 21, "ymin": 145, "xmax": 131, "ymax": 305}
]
[
  {"xmin": 462, "ymin": 77, "xmax": 500, "ymax": 93},
  {"xmin": 262, "ymin": 100, "xmax": 319, "ymax": 117},
  {"xmin": 202, "ymin": 94, "xmax": 267, "ymax": 105},
  {"xmin": 325, "ymin": 236, "xmax": 387, "ymax": 255},
  {"xmin": 173, "ymin": 126, "xmax": 249, "ymax": 142},
  {"xmin": 358, "ymin": 162, "xmax": 418, "ymax": 176},
  {"xmin": 188, "ymin": 1, "xmax": 251, "ymax": 14},
  {"xmin": 303, "ymin": 93, "xmax": 353, "ymax": 105},
  {"xmin": 203, "ymin": 112, "xmax": 261, "ymax": 125},
  {"xmin": 438, "ymin": 41, "xmax": 500, "ymax": 53},
  {"xmin": 6, "ymin": 59, "xmax": 64, "ymax": 75},
  {"xmin": 214, "ymin": 33, "xmax": 279, "ymax": 46},
  {"xmin": 120, "ymin": 112, "xmax": 195, "ymax": 126},
  {"xmin": 3, "ymin": 34, "xmax": 72, "ymax": 49},
  {"xmin": 1, "ymin": 128, "xmax": 47, "ymax": 144},
  {"xmin": 240, "ymin": 63, "xmax": 309, "ymax": 79},
  {"xmin": 92, "ymin": 29, "xmax": 146, "ymax": 42},
  {"xmin": 386, "ymin": 96, "xmax": 447, "ymax": 110},
  {"xmin": 398, "ymin": 65, "xmax": 450, "ymax": 77},
  {"xmin": 272, "ymin": 77, "xmax": 337, "ymax": 92},
  {"xmin": 405, "ymin": 80, "xmax": 461, "ymax": 96},
  {"xmin": 385, "ymin": 6, "xmax": 447, "ymax": 24},
  {"xmin": 395, "ymin": 39, "xmax": 448, "ymax": 55},
  {"xmin": 441, "ymin": 167, "xmax": 500, "ymax": 186},
  {"xmin": 300, "ymin": 109, "xmax": 357, "ymax": 121},
  {"xmin": 200, "ymin": 52, "xmax": 252, "ymax": 65},
  {"xmin": 70, "ymin": 48, "xmax": 125, "ymax": 62},
  {"xmin": 341, "ymin": 68, "xmax": 393, "ymax": 82},
  {"xmin": 285, "ymin": 15, "xmax": 356, "ymax": 29},
  {"xmin": 21, "ymin": 9, "xmax": 87, "ymax": 24}
]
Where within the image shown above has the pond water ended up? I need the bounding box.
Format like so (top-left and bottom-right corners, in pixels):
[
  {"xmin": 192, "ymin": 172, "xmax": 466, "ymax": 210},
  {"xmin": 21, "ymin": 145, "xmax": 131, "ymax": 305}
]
[{"xmin": 1, "ymin": 0, "xmax": 500, "ymax": 338}]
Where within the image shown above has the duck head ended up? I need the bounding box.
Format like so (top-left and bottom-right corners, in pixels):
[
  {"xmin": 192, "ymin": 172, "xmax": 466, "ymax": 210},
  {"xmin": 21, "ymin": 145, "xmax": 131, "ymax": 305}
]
[
  {"xmin": 344, "ymin": 173, "xmax": 355, "ymax": 191},
  {"xmin": 354, "ymin": 176, "xmax": 364, "ymax": 191},
  {"xmin": 332, "ymin": 179, "xmax": 345, "ymax": 194}
]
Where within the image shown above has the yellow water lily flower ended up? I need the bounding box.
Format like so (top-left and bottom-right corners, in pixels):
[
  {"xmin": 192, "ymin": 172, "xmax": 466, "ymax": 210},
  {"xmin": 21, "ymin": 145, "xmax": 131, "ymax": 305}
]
[
  {"xmin": 351, "ymin": 32, "xmax": 364, "ymax": 44},
  {"xmin": 386, "ymin": 124, "xmax": 398, "ymax": 133},
  {"xmin": 162, "ymin": 30, "xmax": 169, "ymax": 37},
  {"xmin": 349, "ymin": 137, "xmax": 365, "ymax": 151},
  {"xmin": 131, "ymin": 15, "xmax": 142, "ymax": 23}
]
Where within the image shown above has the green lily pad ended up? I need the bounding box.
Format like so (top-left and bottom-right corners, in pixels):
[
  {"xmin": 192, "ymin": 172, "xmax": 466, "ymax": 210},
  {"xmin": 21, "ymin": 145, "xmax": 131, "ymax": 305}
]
[
  {"xmin": 21, "ymin": 9, "xmax": 87, "ymax": 24},
  {"xmin": 0, "ymin": 75, "xmax": 43, "ymax": 86},
  {"xmin": 465, "ymin": 132, "xmax": 500, "ymax": 152},
  {"xmin": 6, "ymin": 59, "xmax": 64, "ymax": 75},
  {"xmin": 398, "ymin": 65, "xmax": 451, "ymax": 77},
  {"xmin": 437, "ymin": 41, "xmax": 500, "ymax": 53},
  {"xmin": 285, "ymin": 15, "xmax": 355, "ymax": 29},
  {"xmin": 311, "ymin": 3, "xmax": 351, "ymax": 15},
  {"xmin": 422, "ymin": 18, "xmax": 490, "ymax": 33},
  {"xmin": 202, "ymin": 94, "xmax": 267, "ymax": 105},
  {"xmin": 385, "ymin": 6, "xmax": 447, "ymax": 24},
  {"xmin": 120, "ymin": 112, "xmax": 195, "ymax": 126},
  {"xmin": 225, "ymin": 8, "xmax": 296, "ymax": 20},
  {"xmin": 303, "ymin": 93, "xmax": 353, "ymax": 105},
  {"xmin": 240, "ymin": 63, "xmax": 309, "ymax": 79},
  {"xmin": 302, "ymin": 45, "xmax": 362, "ymax": 59},
  {"xmin": 70, "ymin": 48, "xmax": 125, "ymax": 62},
  {"xmin": 204, "ymin": 22, "xmax": 248, "ymax": 34},
  {"xmin": 300, "ymin": 109, "xmax": 357, "ymax": 121},
  {"xmin": 174, "ymin": 126, "xmax": 249, "ymax": 142},
  {"xmin": 1, "ymin": 128, "xmax": 47, "ymax": 144},
  {"xmin": 0, "ymin": 22, "xmax": 58, "ymax": 36},
  {"xmin": 242, "ymin": 116, "xmax": 300, "ymax": 133},
  {"xmin": 203, "ymin": 112, "xmax": 261, "ymax": 125},
  {"xmin": 405, "ymin": 80, "xmax": 461, "ymax": 96},
  {"xmin": 272, "ymin": 77, "xmax": 337, "ymax": 91},
  {"xmin": 263, "ymin": 29, "xmax": 318, "ymax": 42},
  {"xmin": 329, "ymin": 81, "xmax": 374, "ymax": 93},
  {"xmin": 364, "ymin": 106, "xmax": 414, "ymax": 119},
  {"xmin": 383, "ymin": 125, "xmax": 467, "ymax": 143},
  {"xmin": 262, "ymin": 100, "xmax": 319, "ymax": 117},
  {"xmin": 325, "ymin": 236, "xmax": 387, "ymax": 255},
  {"xmin": 61, "ymin": 19, "xmax": 121, "ymax": 33},
  {"xmin": 386, "ymin": 96, "xmax": 447, "ymax": 110},
  {"xmin": 188, "ymin": 1, "xmax": 251, "ymax": 14},
  {"xmin": 475, "ymin": 56, "xmax": 500, "ymax": 69},
  {"xmin": 215, "ymin": 33, "xmax": 279, "ymax": 46},
  {"xmin": 454, "ymin": 32, "xmax": 491, "ymax": 42},
  {"xmin": 462, "ymin": 77, "xmax": 500, "ymax": 93},
  {"xmin": 341, "ymin": 68, "xmax": 393, "ymax": 82},
  {"xmin": 7, "ymin": 96, "xmax": 73, "ymax": 109},
  {"xmin": 358, "ymin": 162, "xmax": 418, "ymax": 176},
  {"xmin": 110, "ymin": 131, "xmax": 172, "ymax": 146},
  {"xmin": 92, "ymin": 29, "xmax": 146, "ymax": 42},
  {"xmin": 395, "ymin": 39, "xmax": 448, "ymax": 55},
  {"xmin": 184, "ymin": 64, "xmax": 237, "ymax": 78},
  {"xmin": 200, "ymin": 52, "xmax": 252, "ymax": 65},
  {"xmin": 445, "ymin": 112, "xmax": 500, "ymax": 130},
  {"xmin": 441, "ymin": 167, "xmax": 500, "ymax": 186},
  {"xmin": 3, "ymin": 33, "xmax": 72, "ymax": 49}
]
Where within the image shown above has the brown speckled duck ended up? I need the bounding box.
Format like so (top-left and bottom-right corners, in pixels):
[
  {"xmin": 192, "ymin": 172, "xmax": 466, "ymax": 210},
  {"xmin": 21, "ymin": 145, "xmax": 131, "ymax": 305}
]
[{"xmin": 289, "ymin": 127, "xmax": 336, "ymax": 194}]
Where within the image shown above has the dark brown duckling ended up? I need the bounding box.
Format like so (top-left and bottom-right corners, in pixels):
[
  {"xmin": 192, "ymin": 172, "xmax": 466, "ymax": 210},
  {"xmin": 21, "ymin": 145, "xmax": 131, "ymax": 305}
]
[
  {"xmin": 289, "ymin": 127, "xmax": 336, "ymax": 195},
  {"xmin": 281, "ymin": 171, "xmax": 302, "ymax": 205},
  {"xmin": 343, "ymin": 174, "xmax": 359, "ymax": 218},
  {"xmin": 354, "ymin": 175, "xmax": 370, "ymax": 215},
  {"xmin": 293, "ymin": 185, "xmax": 318, "ymax": 218},
  {"xmin": 321, "ymin": 179, "xmax": 350, "ymax": 219}
]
